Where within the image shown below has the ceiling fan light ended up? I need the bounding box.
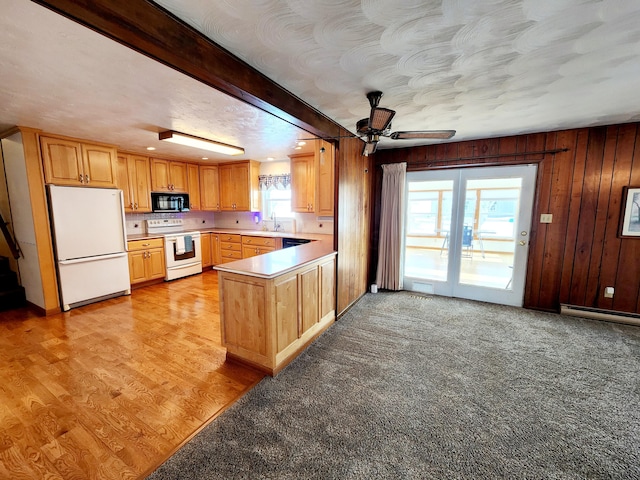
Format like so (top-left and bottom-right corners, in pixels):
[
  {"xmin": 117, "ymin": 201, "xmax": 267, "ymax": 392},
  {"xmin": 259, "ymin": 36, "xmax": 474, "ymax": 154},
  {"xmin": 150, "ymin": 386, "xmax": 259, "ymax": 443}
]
[
  {"xmin": 159, "ymin": 130, "xmax": 244, "ymax": 155},
  {"xmin": 390, "ymin": 130, "xmax": 456, "ymax": 140},
  {"xmin": 369, "ymin": 107, "xmax": 395, "ymax": 131},
  {"xmin": 362, "ymin": 141, "xmax": 377, "ymax": 156}
]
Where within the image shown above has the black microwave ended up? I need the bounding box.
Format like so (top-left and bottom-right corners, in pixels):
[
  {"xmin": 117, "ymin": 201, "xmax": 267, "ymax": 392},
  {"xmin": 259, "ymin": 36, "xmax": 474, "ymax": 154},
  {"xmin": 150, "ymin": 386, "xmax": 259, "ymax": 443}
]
[{"xmin": 151, "ymin": 192, "xmax": 190, "ymax": 212}]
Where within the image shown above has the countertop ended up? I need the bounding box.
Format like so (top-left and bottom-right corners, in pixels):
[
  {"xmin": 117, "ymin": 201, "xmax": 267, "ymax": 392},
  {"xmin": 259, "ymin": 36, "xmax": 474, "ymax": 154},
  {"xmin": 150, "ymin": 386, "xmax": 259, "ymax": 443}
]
[
  {"xmin": 127, "ymin": 229, "xmax": 335, "ymax": 279},
  {"xmin": 213, "ymin": 238, "xmax": 336, "ymax": 279},
  {"xmin": 126, "ymin": 229, "xmax": 332, "ymax": 242}
]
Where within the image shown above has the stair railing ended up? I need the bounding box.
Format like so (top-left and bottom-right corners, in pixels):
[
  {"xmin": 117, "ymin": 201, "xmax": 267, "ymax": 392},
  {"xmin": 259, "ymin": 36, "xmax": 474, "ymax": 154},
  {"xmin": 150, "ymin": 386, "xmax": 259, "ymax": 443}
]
[{"xmin": 0, "ymin": 212, "xmax": 20, "ymax": 259}]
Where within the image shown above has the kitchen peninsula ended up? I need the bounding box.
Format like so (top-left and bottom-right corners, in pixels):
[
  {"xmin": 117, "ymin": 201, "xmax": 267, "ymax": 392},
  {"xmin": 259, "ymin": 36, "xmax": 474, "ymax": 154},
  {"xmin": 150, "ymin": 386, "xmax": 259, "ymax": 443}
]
[{"xmin": 214, "ymin": 237, "xmax": 336, "ymax": 375}]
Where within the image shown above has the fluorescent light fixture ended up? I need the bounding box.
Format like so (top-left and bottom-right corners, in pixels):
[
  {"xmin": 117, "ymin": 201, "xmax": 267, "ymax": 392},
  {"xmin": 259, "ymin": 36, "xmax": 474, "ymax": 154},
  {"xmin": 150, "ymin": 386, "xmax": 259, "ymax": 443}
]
[{"xmin": 159, "ymin": 130, "xmax": 244, "ymax": 156}]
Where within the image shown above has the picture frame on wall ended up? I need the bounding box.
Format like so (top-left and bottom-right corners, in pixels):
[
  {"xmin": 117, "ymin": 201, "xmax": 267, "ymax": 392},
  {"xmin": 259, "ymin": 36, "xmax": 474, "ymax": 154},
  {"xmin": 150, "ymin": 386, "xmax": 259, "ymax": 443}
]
[{"xmin": 619, "ymin": 186, "xmax": 640, "ymax": 237}]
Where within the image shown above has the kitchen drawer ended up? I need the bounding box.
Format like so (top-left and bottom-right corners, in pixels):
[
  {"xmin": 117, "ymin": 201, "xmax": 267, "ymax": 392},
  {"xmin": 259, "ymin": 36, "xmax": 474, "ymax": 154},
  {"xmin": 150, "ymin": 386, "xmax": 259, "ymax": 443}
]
[
  {"xmin": 128, "ymin": 238, "xmax": 164, "ymax": 251},
  {"xmin": 219, "ymin": 233, "xmax": 241, "ymax": 243},
  {"xmin": 242, "ymin": 235, "xmax": 276, "ymax": 248},
  {"xmin": 242, "ymin": 245, "xmax": 275, "ymax": 259},
  {"xmin": 220, "ymin": 242, "xmax": 242, "ymax": 251},
  {"xmin": 221, "ymin": 250, "xmax": 242, "ymax": 262}
]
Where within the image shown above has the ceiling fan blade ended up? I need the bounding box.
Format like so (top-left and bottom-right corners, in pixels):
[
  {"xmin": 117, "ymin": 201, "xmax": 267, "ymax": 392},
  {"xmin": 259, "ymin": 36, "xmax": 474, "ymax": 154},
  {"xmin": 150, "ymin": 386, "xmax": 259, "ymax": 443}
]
[
  {"xmin": 369, "ymin": 107, "xmax": 395, "ymax": 131},
  {"xmin": 390, "ymin": 130, "xmax": 456, "ymax": 140}
]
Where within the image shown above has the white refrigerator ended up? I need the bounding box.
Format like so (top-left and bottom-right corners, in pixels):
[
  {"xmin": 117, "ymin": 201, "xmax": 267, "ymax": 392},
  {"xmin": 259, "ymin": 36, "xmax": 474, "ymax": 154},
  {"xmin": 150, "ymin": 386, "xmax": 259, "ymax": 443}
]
[{"xmin": 48, "ymin": 185, "xmax": 131, "ymax": 311}]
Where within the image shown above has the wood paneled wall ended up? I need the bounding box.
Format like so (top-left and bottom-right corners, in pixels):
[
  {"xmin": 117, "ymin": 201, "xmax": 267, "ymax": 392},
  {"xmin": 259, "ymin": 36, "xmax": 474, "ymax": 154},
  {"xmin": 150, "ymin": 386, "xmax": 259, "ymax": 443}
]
[
  {"xmin": 336, "ymin": 135, "xmax": 373, "ymax": 315},
  {"xmin": 374, "ymin": 123, "xmax": 640, "ymax": 314}
]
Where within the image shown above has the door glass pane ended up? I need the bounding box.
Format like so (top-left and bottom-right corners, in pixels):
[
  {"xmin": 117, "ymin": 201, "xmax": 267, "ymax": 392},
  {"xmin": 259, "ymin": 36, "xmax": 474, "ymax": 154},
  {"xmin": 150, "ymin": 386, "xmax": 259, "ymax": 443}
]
[
  {"xmin": 404, "ymin": 180, "xmax": 454, "ymax": 282},
  {"xmin": 458, "ymin": 178, "xmax": 521, "ymax": 289}
]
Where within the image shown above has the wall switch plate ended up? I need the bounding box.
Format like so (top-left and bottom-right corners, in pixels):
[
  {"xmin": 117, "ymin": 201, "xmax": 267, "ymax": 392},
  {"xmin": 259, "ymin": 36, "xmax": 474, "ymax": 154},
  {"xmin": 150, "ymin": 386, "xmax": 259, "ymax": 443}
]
[
  {"xmin": 604, "ymin": 286, "xmax": 614, "ymax": 298},
  {"xmin": 540, "ymin": 214, "xmax": 553, "ymax": 223}
]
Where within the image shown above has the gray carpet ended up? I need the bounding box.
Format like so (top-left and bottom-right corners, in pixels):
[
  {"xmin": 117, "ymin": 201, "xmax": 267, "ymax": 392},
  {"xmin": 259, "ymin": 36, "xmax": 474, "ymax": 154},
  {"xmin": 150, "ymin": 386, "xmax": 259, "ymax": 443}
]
[{"xmin": 147, "ymin": 292, "xmax": 640, "ymax": 479}]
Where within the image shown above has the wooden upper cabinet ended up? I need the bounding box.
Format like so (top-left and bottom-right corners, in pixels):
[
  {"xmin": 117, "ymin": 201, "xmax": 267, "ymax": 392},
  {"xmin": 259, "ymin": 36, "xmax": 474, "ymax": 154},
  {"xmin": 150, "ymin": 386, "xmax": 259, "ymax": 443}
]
[
  {"xmin": 170, "ymin": 161, "xmax": 188, "ymax": 192},
  {"xmin": 290, "ymin": 152, "xmax": 316, "ymax": 213},
  {"xmin": 41, "ymin": 137, "xmax": 83, "ymax": 186},
  {"xmin": 187, "ymin": 164, "xmax": 200, "ymax": 210},
  {"xmin": 130, "ymin": 155, "xmax": 152, "ymax": 212},
  {"xmin": 218, "ymin": 160, "xmax": 260, "ymax": 212},
  {"xmin": 316, "ymin": 140, "xmax": 335, "ymax": 217},
  {"xmin": 150, "ymin": 158, "xmax": 188, "ymax": 192},
  {"xmin": 218, "ymin": 163, "xmax": 235, "ymax": 210},
  {"xmin": 289, "ymin": 141, "xmax": 335, "ymax": 215},
  {"xmin": 41, "ymin": 135, "xmax": 117, "ymax": 188},
  {"xmin": 115, "ymin": 155, "xmax": 133, "ymax": 210},
  {"xmin": 200, "ymin": 165, "xmax": 220, "ymax": 211},
  {"xmin": 81, "ymin": 144, "xmax": 118, "ymax": 188},
  {"xmin": 116, "ymin": 154, "xmax": 152, "ymax": 212},
  {"xmin": 150, "ymin": 158, "xmax": 170, "ymax": 191}
]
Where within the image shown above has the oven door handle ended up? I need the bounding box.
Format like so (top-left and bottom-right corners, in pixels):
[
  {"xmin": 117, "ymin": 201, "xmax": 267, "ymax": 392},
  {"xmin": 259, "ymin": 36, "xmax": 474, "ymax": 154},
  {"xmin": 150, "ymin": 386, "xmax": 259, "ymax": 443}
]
[{"xmin": 167, "ymin": 261, "xmax": 201, "ymax": 270}]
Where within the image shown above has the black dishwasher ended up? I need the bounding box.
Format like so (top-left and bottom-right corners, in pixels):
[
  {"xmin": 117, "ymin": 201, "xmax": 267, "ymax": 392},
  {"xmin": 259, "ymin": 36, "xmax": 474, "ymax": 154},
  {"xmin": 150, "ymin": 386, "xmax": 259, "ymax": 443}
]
[{"xmin": 282, "ymin": 237, "xmax": 311, "ymax": 249}]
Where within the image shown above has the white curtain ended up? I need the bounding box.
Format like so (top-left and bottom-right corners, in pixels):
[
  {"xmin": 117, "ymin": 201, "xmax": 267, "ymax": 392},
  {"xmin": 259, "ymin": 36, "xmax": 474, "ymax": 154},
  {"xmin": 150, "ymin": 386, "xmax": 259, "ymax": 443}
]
[{"xmin": 376, "ymin": 162, "xmax": 406, "ymax": 290}]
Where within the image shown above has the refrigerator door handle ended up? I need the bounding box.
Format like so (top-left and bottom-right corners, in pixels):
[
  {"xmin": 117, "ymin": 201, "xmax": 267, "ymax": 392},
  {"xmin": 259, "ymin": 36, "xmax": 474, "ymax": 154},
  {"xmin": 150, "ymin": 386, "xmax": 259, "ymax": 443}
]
[
  {"xmin": 117, "ymin": 190, "xmax": 129, "ymax": 251},
  {"xmin": 59, "ymin": 252, "xmax": 128, "ymax": 265}
]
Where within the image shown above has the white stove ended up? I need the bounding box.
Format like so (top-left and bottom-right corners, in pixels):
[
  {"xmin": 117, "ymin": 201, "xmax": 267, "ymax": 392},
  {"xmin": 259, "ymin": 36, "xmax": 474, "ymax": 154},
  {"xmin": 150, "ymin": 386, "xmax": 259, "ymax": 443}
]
[
  {"xmin": 146, "ymin": 219, "xmax": 202, "ymax": 280},
  {"xmin": 146, "ymin": 218, "xmax": 198, "ymax": 235}
]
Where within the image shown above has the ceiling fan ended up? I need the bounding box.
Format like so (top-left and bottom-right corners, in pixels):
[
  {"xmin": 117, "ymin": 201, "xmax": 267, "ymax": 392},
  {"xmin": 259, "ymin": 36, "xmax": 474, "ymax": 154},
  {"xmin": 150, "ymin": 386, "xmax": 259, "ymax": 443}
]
[{"xmin": 356, "ymin": 91, "xmax": 455, "ymax": 156}]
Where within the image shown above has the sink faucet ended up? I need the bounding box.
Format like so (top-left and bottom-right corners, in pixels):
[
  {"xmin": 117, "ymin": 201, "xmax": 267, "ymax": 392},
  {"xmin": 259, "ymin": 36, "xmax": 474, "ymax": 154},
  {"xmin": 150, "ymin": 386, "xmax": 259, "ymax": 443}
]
[{"xmin": 271, "ymin": 213, "xmax": 280, "ymax": 232}]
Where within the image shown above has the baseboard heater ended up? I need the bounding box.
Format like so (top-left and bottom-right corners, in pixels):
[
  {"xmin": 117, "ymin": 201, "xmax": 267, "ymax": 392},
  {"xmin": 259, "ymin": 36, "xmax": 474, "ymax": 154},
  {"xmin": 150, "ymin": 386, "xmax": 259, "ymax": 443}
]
[{"xmin": 560, "ymin": 304, "xmax": 640, "ymax": 327}]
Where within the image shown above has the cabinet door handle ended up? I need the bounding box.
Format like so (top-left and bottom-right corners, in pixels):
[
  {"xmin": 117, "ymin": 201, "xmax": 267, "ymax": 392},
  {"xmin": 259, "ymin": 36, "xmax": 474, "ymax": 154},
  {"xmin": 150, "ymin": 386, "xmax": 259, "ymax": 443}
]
[
  {"xmin": 142, "ymin": 243, "xmax": 150, "ymax": 246},
  {"xmin": 79, "ymin": 174, "xmax": 84, "ymax": 183},
  {"xmin": 85, "ymin": 175, "xmax": 90, "ymax": 183}
]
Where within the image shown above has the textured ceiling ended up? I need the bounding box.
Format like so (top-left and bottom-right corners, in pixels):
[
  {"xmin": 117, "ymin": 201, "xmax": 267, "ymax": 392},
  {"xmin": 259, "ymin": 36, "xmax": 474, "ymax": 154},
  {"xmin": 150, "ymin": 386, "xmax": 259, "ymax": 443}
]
[
  {"xmin": 1, "ymin": 1, "xmax": 640, "ymax": 160},
  {"xmin": 0, "ymin": 0, "xmax": 313, "ymax": 162},
  {"xmin": 155, "ymin": 0, "xmax": 640, "ymax": 149}
]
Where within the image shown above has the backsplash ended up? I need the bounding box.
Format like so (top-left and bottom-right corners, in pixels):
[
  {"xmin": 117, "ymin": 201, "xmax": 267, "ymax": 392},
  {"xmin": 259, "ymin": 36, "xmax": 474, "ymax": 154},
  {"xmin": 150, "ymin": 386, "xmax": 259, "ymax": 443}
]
[{"xmin": 125, "ymin": 211, "xmax": 333, "ymax": 236}]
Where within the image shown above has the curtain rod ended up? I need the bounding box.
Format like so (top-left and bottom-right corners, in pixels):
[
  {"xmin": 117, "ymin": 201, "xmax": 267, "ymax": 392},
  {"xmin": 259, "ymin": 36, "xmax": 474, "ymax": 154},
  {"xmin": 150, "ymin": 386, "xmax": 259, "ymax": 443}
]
[{"xmin": 395, "ymin": 147, "xmax": 569, "ymax": 169}]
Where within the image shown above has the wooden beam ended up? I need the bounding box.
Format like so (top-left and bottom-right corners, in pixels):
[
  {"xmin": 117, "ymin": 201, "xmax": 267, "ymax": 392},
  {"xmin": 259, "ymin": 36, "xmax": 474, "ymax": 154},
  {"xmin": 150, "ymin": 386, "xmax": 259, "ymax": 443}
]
[{"xmin": 31, "ymin": 0, "xmax": 342, "ymax": 139}]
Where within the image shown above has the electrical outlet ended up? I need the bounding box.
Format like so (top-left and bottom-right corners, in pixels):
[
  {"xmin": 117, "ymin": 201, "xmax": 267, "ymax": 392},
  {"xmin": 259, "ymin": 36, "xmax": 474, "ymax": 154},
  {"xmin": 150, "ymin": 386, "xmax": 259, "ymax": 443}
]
[
  {"xmin": 604, "ymin": 287, "xmax": 614, "ymax": 298},
  {"xmin": 540, "ymin": 214, "xmax": 553, "ymax": 223}
]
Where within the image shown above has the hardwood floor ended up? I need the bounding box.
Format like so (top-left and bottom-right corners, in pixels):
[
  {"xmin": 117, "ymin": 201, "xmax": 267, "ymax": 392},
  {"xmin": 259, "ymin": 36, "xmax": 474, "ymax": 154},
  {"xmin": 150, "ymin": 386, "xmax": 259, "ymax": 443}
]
[{"xmin": 0, "ymin": 270, "xmax": 264, "ymax": 479}]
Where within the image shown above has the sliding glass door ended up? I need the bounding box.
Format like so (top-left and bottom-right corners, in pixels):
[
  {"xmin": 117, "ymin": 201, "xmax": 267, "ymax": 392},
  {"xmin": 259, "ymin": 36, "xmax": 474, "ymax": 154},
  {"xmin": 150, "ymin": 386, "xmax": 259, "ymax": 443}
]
[{"xmin": 403, "ymin": 164, "xmax": 537, "ymax": 307}]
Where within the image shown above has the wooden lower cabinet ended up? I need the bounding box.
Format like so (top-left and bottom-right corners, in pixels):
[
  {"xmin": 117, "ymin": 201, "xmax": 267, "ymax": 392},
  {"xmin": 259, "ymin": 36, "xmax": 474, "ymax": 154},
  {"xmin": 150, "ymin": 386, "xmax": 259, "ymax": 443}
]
[
  {"xmin": 127, "ymin": 238, "xmax": 165, "ymax": 285},
  {"xmin": 219, "ymin": 233, "xmax": 242, "ymax": 263},
  {"xmin": 241, "ymin": 235, "xmax": 280, "ymax": 258},
  {"xmin": 211, "ymin": 234, "xmax": 222, "ymax": 265},
  {"xmin": 218, "ymin": 253, "xmax": 336, "ymax": 375},
  {"xmin": 201, "ymin": 233, "xmax": 212, "ymax": 269}
]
